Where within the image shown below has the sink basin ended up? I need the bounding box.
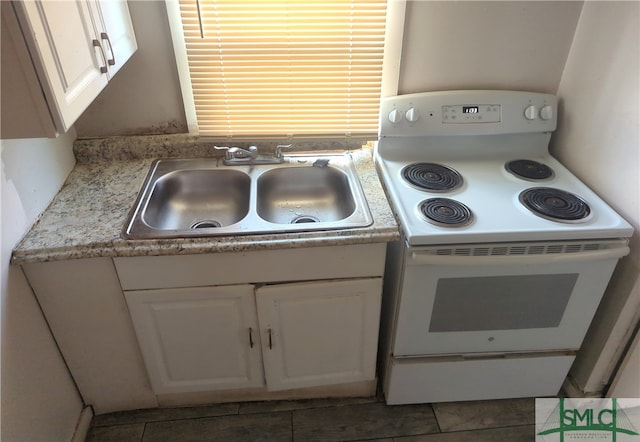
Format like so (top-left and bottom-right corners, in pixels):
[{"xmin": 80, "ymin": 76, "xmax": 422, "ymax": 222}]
[
  {"xmin": 257, "ymin": 167, "xmax": 355, "ymax": 224},
  {"xmin": 123, "ymin": 154, "xmax": 373, "ymax": 239},
  {"xmin": 142, "ymin": 169, "xmax": 250, "ymax": 230}
]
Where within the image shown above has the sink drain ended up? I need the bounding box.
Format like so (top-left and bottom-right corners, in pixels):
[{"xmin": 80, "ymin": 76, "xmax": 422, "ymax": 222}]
[
  {"xmin": 291, "ymin": 215, "xmax": 320, "ymax": 224},
  {"xmin": 190, "ymin": 220, "xmax": 222, "ymax": 229}
]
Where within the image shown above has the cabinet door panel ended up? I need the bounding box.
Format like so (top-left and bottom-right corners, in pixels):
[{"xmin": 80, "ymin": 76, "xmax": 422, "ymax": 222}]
[
  {"xmin": 18, "ymin": 1, "xmax": 108, "ymax": 132},
  {"xmin": 256, "ymin": 278, "xmax": 382, "ymax": 391},
  {"xmin": 125, "ymin": 285, "xmax": 264, "ymax": 394}
]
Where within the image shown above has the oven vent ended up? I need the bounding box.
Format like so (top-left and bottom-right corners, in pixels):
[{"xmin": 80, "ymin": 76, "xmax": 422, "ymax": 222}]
[{"xmin": 428, "ymin": 241, "xmax": 610, "ymax": 257}]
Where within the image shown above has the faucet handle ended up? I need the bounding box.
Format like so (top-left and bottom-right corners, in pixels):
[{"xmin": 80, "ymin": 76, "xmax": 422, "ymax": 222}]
[
  {"xmin": 213, "ymin": 145, "xmax": 233, "ymax": 160},
  {"xmin": 214, "ymin": 145, "xmax": 258, "ymax": 160},
  {"xmin": 213, "ymin": 145, "xmax": 230, "ymax": 152},
  {"xmin": 275, "ymin": 144, "xmax": 294, "ymax": 159}
]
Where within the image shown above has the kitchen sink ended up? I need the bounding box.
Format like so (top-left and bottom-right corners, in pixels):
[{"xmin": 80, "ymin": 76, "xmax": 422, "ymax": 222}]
[
  {"xmin": 143, "ymin": 169, "xmax": 251, "ymax": 230},
  {"xmin": 256, "ymin": 166, "xmax": 356, "ymax": 224},
  {"xmin": 123, "ymin": 154, "xmax": 372, "ymax": 239}
]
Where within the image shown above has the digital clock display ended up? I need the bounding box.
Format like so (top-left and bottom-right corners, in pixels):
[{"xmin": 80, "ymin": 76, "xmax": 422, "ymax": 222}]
[{"xmin": 463, "ymin": 106, "xmax": 479, "ymax": 114}]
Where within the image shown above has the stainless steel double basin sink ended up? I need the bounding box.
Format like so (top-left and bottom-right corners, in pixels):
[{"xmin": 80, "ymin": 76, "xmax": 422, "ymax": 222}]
[{"xmin": 123, "ymin": 154, "xmax": 373, "ymax": 239}]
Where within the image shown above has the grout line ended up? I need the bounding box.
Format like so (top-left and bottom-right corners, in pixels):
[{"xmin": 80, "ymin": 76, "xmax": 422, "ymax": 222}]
[
  {"xmin": 431, "ymin": 404, "xmax": 443, "ymax": 433},
  {"xmin": 290, "ymin": 411, "xmax": 295, "ymax": 442},
  {"xmin": 425, "ymin": 424, "xmax": 535, "ymax": 436},
  {"xmin": 93, "ymin": 404, "xmax": 242, "ymax": 427}
]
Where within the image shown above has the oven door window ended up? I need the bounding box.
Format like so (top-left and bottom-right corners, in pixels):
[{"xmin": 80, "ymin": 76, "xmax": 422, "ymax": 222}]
[
  {"xmin": 393, "ymin": 253, "xmax": 620, "ymax": 356},
  {"xmin": 429, "ymin": 274, "xmax": 577, "ymax": 332}
]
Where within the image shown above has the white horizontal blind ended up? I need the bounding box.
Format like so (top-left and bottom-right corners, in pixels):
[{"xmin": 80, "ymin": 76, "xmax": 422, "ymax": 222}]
[{"xmin": 179, "ymin": 0, "xmax": 388, "ymax": 139}]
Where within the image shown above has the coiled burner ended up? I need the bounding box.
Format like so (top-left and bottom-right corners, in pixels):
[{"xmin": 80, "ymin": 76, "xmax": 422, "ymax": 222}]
[
  {"xmin": 402, "ymin": 163, "xmax": 463, "ymax": 192},
  {"xmin": 505, "ymin": 159, "xmax": 553, "ymax": 181},
  {"xmin": 419, "ymin": 198, "xmax": 473, "ymax": 227},
  {"xmin": 519, "ymin": 187, "xmax": 590, "ymax": 222}
]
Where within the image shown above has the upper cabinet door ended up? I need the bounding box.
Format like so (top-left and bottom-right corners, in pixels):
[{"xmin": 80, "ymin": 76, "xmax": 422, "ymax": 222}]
[
  {"xmin": 87, "ymin": 0, "xmax": 137, "ymax": 77},
  {"xmin": 11, "ymin": 0, "xmax": 137, "ymax": 135},
  {"xmin": 17, "ymin": 1, "xmax": 109, "ymax": 133}
]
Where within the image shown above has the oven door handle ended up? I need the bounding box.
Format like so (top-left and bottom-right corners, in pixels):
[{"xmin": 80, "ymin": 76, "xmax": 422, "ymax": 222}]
[{"xmin": 409, "ymin": 246, "xmax": 630, "ymax": 266}]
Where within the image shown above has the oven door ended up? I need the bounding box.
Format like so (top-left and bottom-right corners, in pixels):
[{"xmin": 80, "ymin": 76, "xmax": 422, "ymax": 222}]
[{"xmin": 393, "ymin": 243, "xmax": 629, "ymax": 356}]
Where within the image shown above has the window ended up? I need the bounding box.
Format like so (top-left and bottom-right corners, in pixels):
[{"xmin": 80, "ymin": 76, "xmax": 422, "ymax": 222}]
[{"xmin": 169, "ymin": 0, "xmax": 393, "ymax": 141}]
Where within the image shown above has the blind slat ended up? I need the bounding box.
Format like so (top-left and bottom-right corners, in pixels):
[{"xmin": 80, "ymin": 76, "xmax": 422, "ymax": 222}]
[{"xmin": 179, "ymin": 0, "xmax": 388, "ymax": 138}]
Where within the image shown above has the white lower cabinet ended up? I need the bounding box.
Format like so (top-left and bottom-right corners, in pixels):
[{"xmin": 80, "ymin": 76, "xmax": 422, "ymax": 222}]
[
  {"xmin": 125, "ymin": 285, "xmax": 264, "ymax": 394},
  {"xmin": 257, "ymin": 279, "xmax": 382, "ymax": 391},
  {"xmin": 22, "ymin": 258, "xmax": 158, "ymax": 414},
  {"xmin": 21, "ymin": 244, "xmax": 386, "ymax": 411},
  {"xmin": 125, "ymin": 278, "xmax": 382, "ymax": 395}
]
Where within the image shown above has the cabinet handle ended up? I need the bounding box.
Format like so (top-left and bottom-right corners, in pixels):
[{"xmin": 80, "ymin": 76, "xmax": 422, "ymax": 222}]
[
  {"xmin": 268, "ymin": 328, "xmax": 273, "ymax": 350},
  {"xmin": 92, "ymin": 39, "xmax": 108, "ymax": 73},
  {"xmin": 100, "ymin": 32, "xmax": 115, "ymax": 66},
  {"xmin": 248, "ymin": 327, "xmax": 254, "ymax": 348}
]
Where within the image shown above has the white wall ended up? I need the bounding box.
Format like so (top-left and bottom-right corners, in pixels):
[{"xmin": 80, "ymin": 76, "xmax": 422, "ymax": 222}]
[
  {"xmin": 1, "ymin": 131, "xmax": 83, "ymax": 441},
  {"xmin": 608, "ymin": 330, "xmax": 640, "ymax": 397},
  {"xmin": 398, "ymin": 1, "xmax": 583, "ymax": 94},
  {"xmin": 550, "ymin": 1, "xmax": 640, "ymax": 395}
]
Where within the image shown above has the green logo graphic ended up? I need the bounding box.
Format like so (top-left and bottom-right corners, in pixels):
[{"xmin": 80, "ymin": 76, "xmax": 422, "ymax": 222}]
[{"xmin": 538, "ymin": 398, "xmax": 640, "ymax": 441}]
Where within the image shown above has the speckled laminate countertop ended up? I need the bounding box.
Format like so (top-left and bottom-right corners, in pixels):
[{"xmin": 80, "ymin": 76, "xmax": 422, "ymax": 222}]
[{"xmin": 12, "ymin": 134, "xmax": 399, "ymax": 264}]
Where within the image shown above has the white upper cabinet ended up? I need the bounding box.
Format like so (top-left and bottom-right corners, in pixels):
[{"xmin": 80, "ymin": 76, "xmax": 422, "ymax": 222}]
[
  {"xmin": 2, "ymin": 0, "xmax": 137, "ymax": 138},
  {"xmin": 86, "ymin": 0, "xmax": 137, "ymax": 77},
  {"xmin": 17, "ymin": 1, "xmax": 108, "ymax": 133}
]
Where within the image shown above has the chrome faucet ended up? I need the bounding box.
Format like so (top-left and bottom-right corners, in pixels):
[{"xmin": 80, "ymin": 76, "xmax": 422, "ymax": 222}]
[
  {"xmin": 214, "ymin": 145, "xmax": 258, "ymax": 162},
  {"xmin": 214, "ymin": 144, "xmax": 294, "ymax": 165},
  {"xmin": 274, "ymin": 144, "xmax": 294, "ymax": 159}
]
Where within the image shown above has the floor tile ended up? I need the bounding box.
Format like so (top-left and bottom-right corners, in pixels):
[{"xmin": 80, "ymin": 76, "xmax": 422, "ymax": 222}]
[
  {"xmin": 394, "ymin": 425, "xmax": 535, "ymax": 441},
  {"xmin": 142, "ymin": 412, "xmax": 292, "ymax": 442},
  {"xmin": 432, "ymin": 398, "xmax": 535, "ymax": 432},
  {"xmin": 85, "ymin": 423, "xmax": 145, "ymax": 442},
  {"xmin": 293, "ymin": 402, "xmax": 439, "ymax": 441},
  {"xmin": 92, "ymin": 403, "xmax": 239, "ymax": 426},
  {"xmin": 239, "ymin": 396, "xmax": 378, "ymax": 414}
]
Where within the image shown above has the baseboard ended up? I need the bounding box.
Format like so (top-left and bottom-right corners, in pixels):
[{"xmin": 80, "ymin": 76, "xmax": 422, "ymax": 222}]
[
  {"xmin": 156, "ymin": 379, "xmax": 377, "ymax": 408},
  {"xmin": 71, "ymin": 406, "xmax": 93, "ymax": 442}
]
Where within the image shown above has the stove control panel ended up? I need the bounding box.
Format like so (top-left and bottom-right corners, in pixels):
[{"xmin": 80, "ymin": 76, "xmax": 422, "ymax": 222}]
[
  {"xmin": 442, "ymin": 104, "xmax": 501, "ymax": 124},
  {"xmin": 380, "ymin": 90, "xmax": 557, "ymax": 137}
]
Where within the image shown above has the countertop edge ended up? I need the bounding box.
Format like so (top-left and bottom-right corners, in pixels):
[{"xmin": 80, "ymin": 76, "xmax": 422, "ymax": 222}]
[{"xmin": 12, "ymin": 228, "xmax": 400, "ymax": 265}]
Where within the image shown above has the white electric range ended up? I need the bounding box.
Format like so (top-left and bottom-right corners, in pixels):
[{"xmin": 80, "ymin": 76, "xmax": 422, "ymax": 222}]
[{"xmin": 375, "ymin": 90, "xmax": 633, "ymax": 404}]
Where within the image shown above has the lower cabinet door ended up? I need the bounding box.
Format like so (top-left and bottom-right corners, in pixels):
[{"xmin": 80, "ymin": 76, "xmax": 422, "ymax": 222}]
[
  {"xmin": 256, "ymin": 278, "xmax": 382, "ymax": 391},
  {"xmin": 125, "ymin": 285, "xmax": 264, "ymax": 394}
]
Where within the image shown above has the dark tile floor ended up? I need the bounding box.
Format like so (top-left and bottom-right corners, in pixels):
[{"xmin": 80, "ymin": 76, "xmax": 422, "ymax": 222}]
[{"xmin": 87, "ymin": 394, "xmax": 536, "ymax": 442}]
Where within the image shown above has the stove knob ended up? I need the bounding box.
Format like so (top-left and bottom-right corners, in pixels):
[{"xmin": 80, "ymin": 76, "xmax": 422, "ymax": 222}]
[
  {"xmin": 388, "ymin": 108, "xmax": 403, "ymax": 124},
  {"xmin": 405, "ymin": 107, "xmax": 420, "ymax": 123},
  {"xmin": 524, "ymin": 105, "xmax": 538, "ymax": 120},
  {"xmin": 540, "ymin": 105, "xmax": 554, "ymax": 120}
]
